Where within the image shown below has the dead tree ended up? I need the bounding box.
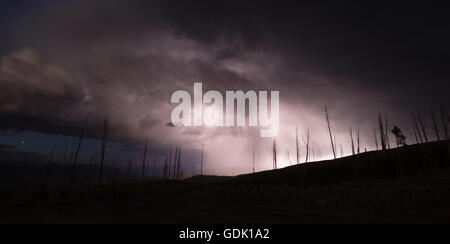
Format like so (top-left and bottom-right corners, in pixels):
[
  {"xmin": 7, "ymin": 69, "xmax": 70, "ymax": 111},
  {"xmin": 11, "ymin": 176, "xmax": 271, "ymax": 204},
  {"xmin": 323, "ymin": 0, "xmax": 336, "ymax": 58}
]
[
  {"xmin": 142, "ymin": 139, "xmax": 148, "ymax": 182},
  {"xmin": 412, "ymin": 113, "xmax": 424, "ymax": 143},
  {"xmin": 378, "ymin": 112, "xmax": 387, "ymax": 150},
  {"xmin": 334, "ymin": 135, "xmax": 338, "ymax": 157},
  {"xmin": 374, "ymin": 128, "xmax": 379, "ymax": 150},
  {"xmin": 111, "ymin": 154, "xmax": 120, "ymax": 185},
  {"xmin": 385, "ymin": 114, "xmax": 390, "ymax": 149},
  {"xmin": 87, "ymin": 155, "xmax": 94, "ymax": 187},
  {"xmin": 69, "ymin": 116, "xmax": 89, "ymax": 187},
  {"xmin": 253, "ymin": 148, "xmax": 256, "ymax": 173},
  {"xmin": 357, "ymin": 128, "xmax": 361, "ymax": 154},
  {"xmin": 350, "ymin": 127, "xmax": 356, "ymax": 155},
  {"xmin": 303, "ymin": 130, "xmax": 310, "ymax": 163},
  {"xmin": 168, "ymin": 146, "xmax": 173, "ymax": 179},
  {"xmin": 417, "ymin": 111, "xmax": 429, "ymax": 143},
  {"xmin": 173, "ymin": 147, "xmax": 178, "ymax": 180},
  {"xmin": 163, "ymin": 150, "xmax": 168, "ymax": 179},
  {"xmin": 172, "ymin": 146, "xmax": 180, "ymax": 180},
  {"xmin": 63, "ymin": 137, "xmax": 69, "ymax": 165},
  {"xmin": 177, "ymin": 147, "xmax": 182, "ymax": 180},
  {"xmin": 126, "ymin": 156, "xmax": 133, "ymax": 183},
  {"xmin": 146, "ymin": 158, "xmax": 151, "ymax": 182},
  {"xmin": 411, "ymin": 122, "xmax": 419, "ymax": 144},
  {"xmin": 172, "ymin": 147, "xmax": 177, "ymax": 180},
  {"xmin": 99, "ymin": 119, "xmax": 109, "ymax": 186},
  {"xmin": 441, "ymin": 104, "xmax": 449, "ymax": 140},
  {"xmin": 273, "ymin": 139, "xmax": 278, "ymax": 170},
  {"xmin": 287, "ymin": 150, "xmax": 293, "ymax": 166},
  {"xmin": 201, "ymin": 144, "xmax": 204, "ymax": 176},
  {"xmin": 325, "ymin": 106, "xmax": 337, "ymax": 159},
  {"xmin": 296, "ymin": 127, "xmax": 300, "ymax": 164},
  {"xmin": 431, "ymin": 108, "xmax": 441, "ymax": 141},
  {"xmin": 152, "ymin": 159, "xmax": 157, "ymax": 179}
]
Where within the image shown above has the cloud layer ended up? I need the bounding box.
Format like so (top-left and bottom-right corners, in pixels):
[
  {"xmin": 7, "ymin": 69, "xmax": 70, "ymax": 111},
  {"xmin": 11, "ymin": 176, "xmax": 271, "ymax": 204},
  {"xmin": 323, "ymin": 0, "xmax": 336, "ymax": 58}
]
[{"xmin": 0, "ymin": 0, "xmax": 449, "ymax": 173}]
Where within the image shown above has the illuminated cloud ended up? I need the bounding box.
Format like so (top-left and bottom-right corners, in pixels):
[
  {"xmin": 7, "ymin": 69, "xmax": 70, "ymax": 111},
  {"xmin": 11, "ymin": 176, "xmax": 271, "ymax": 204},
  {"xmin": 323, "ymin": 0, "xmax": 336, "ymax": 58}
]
[{"xmin": 0, "ymin": 0, "xmax": 449, "ymax": 174}]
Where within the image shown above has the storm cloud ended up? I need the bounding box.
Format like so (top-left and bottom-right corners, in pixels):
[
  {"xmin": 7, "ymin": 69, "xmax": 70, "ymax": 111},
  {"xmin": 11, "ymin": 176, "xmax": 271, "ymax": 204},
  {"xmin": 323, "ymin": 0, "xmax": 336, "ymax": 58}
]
[{"xmin": 0, "ymin": 0, "xmax": 449, "ymax": 173}]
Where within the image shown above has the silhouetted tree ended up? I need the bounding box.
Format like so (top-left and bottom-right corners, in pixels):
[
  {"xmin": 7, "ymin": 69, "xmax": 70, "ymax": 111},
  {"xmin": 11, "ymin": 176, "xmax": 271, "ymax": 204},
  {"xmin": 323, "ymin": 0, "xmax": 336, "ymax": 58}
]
[
  {"xmin": 273, "ymin": 139, "xmax": 278, "ymax": 170},
  {"xmin": 392, "ymin": 126, "xmax": 407, "ymax": 147},
  {"xmin": 325, "ymin": 106, "xmax": 337, "ymax": 158}
]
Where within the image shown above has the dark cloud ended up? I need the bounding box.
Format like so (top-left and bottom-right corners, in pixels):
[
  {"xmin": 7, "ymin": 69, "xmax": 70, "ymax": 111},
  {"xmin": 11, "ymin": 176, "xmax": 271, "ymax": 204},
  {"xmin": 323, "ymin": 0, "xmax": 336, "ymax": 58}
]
[
  {"xmin": 0, "ymin": 0, "xmax": 449, "ymax": 172},
  {"xmin": 0, "ymin": 48, "xmax": 89, "ymax": 137}
]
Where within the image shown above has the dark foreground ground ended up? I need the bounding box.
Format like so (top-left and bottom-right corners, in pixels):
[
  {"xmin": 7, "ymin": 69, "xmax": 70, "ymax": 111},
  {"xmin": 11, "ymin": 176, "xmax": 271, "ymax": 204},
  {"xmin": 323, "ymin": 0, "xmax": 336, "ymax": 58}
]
[
  {"xmin": 0, "ymin": 168, "xmax": 449, "ymax": 224},
  {"xmin": 1, "ymin": 141, "xmax": 450, "ymax": 224}
]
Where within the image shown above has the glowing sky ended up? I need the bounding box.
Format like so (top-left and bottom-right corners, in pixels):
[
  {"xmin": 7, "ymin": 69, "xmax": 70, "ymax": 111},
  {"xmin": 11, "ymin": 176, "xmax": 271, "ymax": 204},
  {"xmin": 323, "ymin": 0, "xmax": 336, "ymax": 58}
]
[{"xmin": 0, "ymin": 0, "xmax": 449, "ymax": 176}]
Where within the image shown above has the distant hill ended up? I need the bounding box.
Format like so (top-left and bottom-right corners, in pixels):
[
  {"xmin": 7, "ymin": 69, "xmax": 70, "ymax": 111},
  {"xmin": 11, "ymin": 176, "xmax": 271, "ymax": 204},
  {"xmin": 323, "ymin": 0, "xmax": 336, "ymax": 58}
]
[
  {"xmin": 184, "ymin": 141, "xmax": 450, "ymax": 187},
  {"xmin": 232, "ymin": 141, "xmax": 450, "ymax": 187},
  {"xmin": 185, "ymin": 175, "xmax": 233, "ymax": 184}
]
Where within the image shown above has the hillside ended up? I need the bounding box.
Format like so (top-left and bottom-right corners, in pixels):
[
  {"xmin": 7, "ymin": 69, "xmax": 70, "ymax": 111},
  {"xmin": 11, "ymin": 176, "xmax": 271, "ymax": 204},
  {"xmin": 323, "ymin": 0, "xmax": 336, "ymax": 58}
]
[
  {"xmin": 1, "ymin": 141, "xmax": 450, "ymax": 223},
  {"xmin": 234, "ymin": 141, "xmax": 450, "ymax": 186}
]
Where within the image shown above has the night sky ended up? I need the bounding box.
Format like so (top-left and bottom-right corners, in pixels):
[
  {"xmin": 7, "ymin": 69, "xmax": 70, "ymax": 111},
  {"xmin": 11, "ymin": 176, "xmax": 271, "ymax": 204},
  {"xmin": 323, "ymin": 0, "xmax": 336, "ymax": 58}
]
[{"xmin": 0, "ymin": 0, "xmax": 449, "ymax": 175}]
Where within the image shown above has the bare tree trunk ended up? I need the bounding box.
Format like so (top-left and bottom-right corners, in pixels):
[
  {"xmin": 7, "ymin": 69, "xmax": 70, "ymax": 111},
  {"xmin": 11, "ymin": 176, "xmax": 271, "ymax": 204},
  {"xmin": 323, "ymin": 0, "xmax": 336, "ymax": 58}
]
[
  {"xmin": 253, "ymin": 148, "xmax": 256, "ymax": 173},
  {"xmin": 374, "ymin": 128, "xmax": 379, "ymax": 150},
  {"xmin": 99, "ymin": 119, "xmax": 109, "ymax": 187},
  {"xmin": 173, "ymin": 147, "xmax": 178, "ymax": 180},
  {"xmin": 63, "ymin": 137, "xmax": 68, "ymax": 165},
  {"xmin": 70, "ymin": 116, "xmax": 89, "ymax": 188},
  {"xmin": 378, "ymin": 112, "xmax": 387, "ymax": 150},
  {"xmin": 111, "ymin": 154, "xmax": 119, "ymax": 185},
  {"xmin": 412, "ymin": 113, "xmax": 424, "ymax": 143},
  {"xmin": 273, "ymin": 139, "xmax": 278, "ymax": 169},
  {"xmin": 325, "ymin": 106, "xmax": 337, "ymax": 159},
  {"xmin": 43, "ymin": 147, "xmax": 55, "ymax": 187},
  {"xmin": 417, "ymin": 111, "xmax": 429, "ymax": 143},
  {"xmin": 334, "ymin": 135, "xmax": 337, "ymax": 157},
  {"xmin": 168, "ymin": 146, "xmax": 173, "ymax": 180},
  {"xmin": 151, "ymin": 159, "xmax": 156, "ymax": 179},
  {"xmin": 296, "ymin": 127, "xmax": 300, "ymax": 165},
  {"xmin": 163, "ymin": 151, "xmax": 168, "ymax": 180},
  {"xmin": 177, "ymin": 147, "xmax": 181, "ymax": 180},
  {"xmin": 172, "ymin": 147, "xmax": 177, "ymax": 180},
  {"xmin": 142, "ymin": 139, "xmax": 148, "ymax": 182},
  {"xmin": 303, "ymin": 130, "xmax": 310, "ymax": 163},
  {"xmin": 357, "ymin": 128, "xmax": 361, "ymax": 154},
  {"xmin": 126, "ymin": 156, "xmax": 133, "ymax": 183},
  {"xmin": 177, "ymin": 147, "xmax": 182, "ymax": 180},
  {"xmin": 411, "ymin": 123, "xmax": 419, "ymax": 144},
  {"xmin": 87, "ymin": 156, "xmax": 94, "ymax": 188},
  {"xmin": 441, "ymin": 104, "xmax": 449, "ymax": 140},
  {"xmin": 385, "ymin": 114, "xmax": 390, "ymax": 149},
  {"xmin": 350, "ymin": 127, "xmax": 356, "ymax": 155},
  {"xmin": 431, "ymin": 108, "xmax": 441, "ymax": 141},
  {"xmin": 201, "ymin": 144, "xmax": 204, "ymax": 176},
  {"xmin": 287, "ymin": 150, "xmax": 293, "ymax": 166}
]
